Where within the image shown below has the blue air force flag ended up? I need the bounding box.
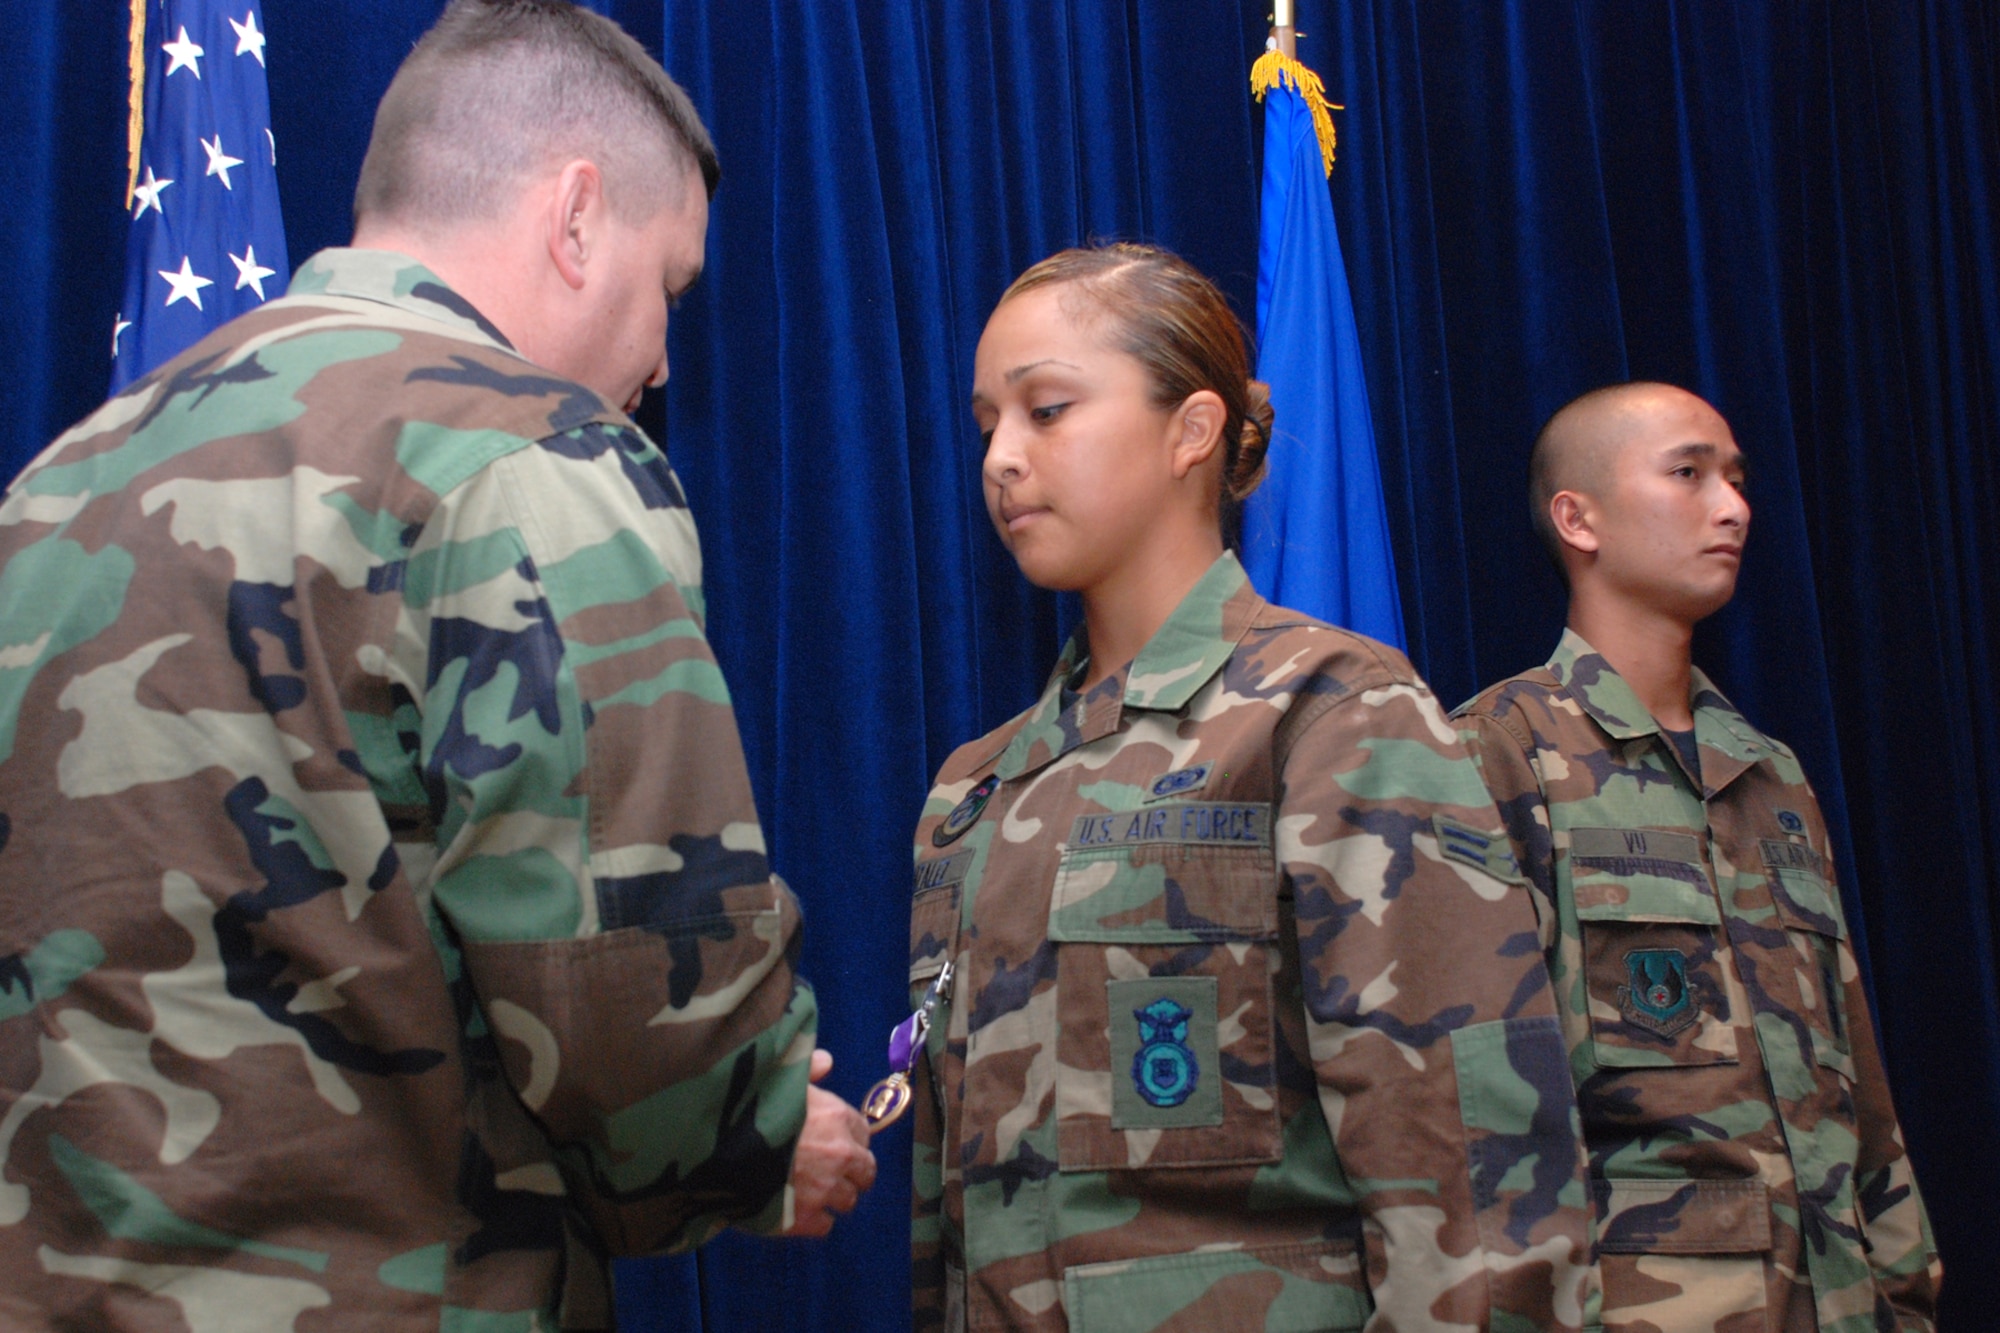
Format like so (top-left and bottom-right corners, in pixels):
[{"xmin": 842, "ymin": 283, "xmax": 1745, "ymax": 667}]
[
  {"xmin": 112, "ymin": 1, "xmax": 287, "ymax": 390},
  {"xmin": 1240, "ymin": 57, "xmax": 1405, "ymax": 650}
]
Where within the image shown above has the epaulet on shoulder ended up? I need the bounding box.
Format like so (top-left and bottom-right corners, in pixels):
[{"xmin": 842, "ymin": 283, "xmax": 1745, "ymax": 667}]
[
  {"xmin": 1451, "ymin": 666, "xmax": 1561, "ymax": 723},
  {"xmin": 936, "ymin": 702, "xmax": 1035, "ymax": 783},
  {"xmin": 1251, "ymin": 602, "xmax": 1422, "ymax": 688}
]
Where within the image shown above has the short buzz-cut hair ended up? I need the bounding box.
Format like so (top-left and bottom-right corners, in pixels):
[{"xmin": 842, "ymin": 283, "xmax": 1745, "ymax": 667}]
[
  {"xmin": 1527, "ymin": 381, "xmax": 1676, "ymax": 570},
  {"xmin": 353, "ymin": 0, "xmax": 718, "ymax": 232}
]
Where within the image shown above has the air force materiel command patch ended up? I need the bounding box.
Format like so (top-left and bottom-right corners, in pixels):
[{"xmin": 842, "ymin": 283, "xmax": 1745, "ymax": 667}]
[
  {"xmin": 1621, "ymin": 948, "xmax": 1696, "ymax": 1036},
  {"xmin": 934, "ymin": 775, "xmax": 999, "ymax": 847},
  {"xmin": 1777, "ymin": 809, "xmax": 1806, "ymax": 834},
  {"xmin": 1145, "ymin": 762, "xmax": 1213, "ymax": 802}
]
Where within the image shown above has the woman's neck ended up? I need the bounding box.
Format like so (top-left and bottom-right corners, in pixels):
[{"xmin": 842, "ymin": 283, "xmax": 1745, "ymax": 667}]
[{"xmin": 1077, "ymin": 533, "xmax": 1224, "ymax": 690}]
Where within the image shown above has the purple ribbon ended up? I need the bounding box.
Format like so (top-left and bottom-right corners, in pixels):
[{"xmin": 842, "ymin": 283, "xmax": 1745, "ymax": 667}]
[
  {"xmin": 886, "ymin": 960, "xmax": 953, "ymax": 1075},
  {"xmin": 887, "ymin": 1011, "xmax": 922, "ymax": 1072}
]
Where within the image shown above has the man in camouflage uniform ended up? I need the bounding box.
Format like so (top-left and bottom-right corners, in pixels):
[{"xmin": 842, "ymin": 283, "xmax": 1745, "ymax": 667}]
[
  {"xmin": 908, "ymin": 552, "xmax": 1596, "ymax": 1332},
  {"xmin": 0, "ymin": 3, "xmax": 873, "ymax": 1328},
  {"xmin": 1454, "ymin": 383, "xmax": 1939, "ymax": 1331}
]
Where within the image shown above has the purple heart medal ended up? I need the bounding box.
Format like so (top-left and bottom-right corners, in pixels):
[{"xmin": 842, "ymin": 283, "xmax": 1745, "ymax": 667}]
[{"xmin": 864, "ymin": 960, "xmax": 953, "ymax": 1134}]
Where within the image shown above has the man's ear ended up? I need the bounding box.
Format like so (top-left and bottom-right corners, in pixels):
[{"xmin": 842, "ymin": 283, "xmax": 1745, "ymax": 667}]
[
  {"xmin": 1550, "ymin": 490, "xmax": 1600, "ymax": 555},
  {"xmin": 545, "ymin": 159, "xmax": 605, "ymax": 293},
  {"xmin": 1168, "ymin": 389, "xmax": 1226, "ymax": 479}
]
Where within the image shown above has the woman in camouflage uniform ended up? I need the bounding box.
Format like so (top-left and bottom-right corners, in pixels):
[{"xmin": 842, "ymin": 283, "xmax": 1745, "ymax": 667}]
[{"xmin": 901, "ymin": 245, "xmax": 1594, "ymax": 1333}]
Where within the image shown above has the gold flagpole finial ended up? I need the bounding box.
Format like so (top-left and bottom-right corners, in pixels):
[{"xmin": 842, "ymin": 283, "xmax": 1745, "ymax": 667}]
[{"xmin": 1251, "ymin": 14, "xmax": 1341, "ymax": 177}]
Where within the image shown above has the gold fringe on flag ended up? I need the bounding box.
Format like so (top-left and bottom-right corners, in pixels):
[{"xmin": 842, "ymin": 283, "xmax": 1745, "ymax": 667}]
[
  {"xmin": 1250, "ymin": 49, "xmax": 1341, "ymax": 177},
  {"xmin": 126, "ymin": 0, "xmax": 146, "ymax": 207}
]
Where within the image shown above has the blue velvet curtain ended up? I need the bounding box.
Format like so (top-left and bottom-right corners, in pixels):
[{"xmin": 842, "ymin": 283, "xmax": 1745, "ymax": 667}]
[{"xmin": 3, "ymin": 1, "xmax": 1994, "ymax": 1327}]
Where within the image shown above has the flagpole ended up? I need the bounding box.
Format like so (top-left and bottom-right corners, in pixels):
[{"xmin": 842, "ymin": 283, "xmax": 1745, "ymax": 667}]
[{"xmin": 1272, "ymin": 0, "xmax": 1296, "ymax": 59}]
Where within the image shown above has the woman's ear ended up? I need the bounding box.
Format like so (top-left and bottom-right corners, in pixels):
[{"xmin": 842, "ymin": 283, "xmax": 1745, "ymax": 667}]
[{"xmin": 1169, "ymin": 389, "xmax": 1226, "ymax": 479}]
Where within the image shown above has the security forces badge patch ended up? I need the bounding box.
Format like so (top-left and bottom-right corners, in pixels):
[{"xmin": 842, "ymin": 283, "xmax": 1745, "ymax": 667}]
[
  {"xmin": 1621, "ymin": 948, "xmax": 1697, "ymax": 1036},
  {"xmin": 1131, "ymin": 998, "xmax": 1198, "ymax": 1108},
  {"xmin": 1106, "ymin": 976, "xmax": 1223, "ymax": 1129}
]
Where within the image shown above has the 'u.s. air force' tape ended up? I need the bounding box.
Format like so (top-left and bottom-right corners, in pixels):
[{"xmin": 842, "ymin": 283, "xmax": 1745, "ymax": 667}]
[
  {"xmin": 1069, "ymin": 802, "xmax": 1271, "ymax": 850},
  {"xmin": 1432, "ymin": 814, "xmax": 1521, "ymax": 881}
]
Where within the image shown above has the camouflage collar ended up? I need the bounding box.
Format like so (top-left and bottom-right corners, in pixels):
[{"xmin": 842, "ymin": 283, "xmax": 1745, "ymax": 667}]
[
  {"xmin": 994, "ymin": 554, "xmax": 1259, "ymax": 781},
  {"xmin": 284, "ymin": 249, "xmax": 517, "ymax": 353},
  {"xmin": 1550, "ymin": 628, "xmax": 1774, "ymax": 789}
]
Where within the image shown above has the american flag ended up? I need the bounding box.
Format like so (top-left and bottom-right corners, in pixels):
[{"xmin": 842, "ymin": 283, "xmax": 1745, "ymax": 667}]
[{"xmin": 111, "ymin": 0, "xmax": 287, "ymax": 391}]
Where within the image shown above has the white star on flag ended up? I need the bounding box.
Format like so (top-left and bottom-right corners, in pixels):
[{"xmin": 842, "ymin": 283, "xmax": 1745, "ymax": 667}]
[
  {"xmin": 230, "ymin": 245, "xmax": 277, "ymax": 299},
  {"xmin": 114, "ymin": 0, "xmax": 288, "ymax": 391},
  {"xmin": 229, "ymin": 12, "xmax": 267, "ymax": 66},
  {"xmin": 162, "ymin": 26, "xmax": 204, "ymax": 79},
  {"xmin": 158, "ymin": 257, "xmax": 215, "ymax": 311},
  {"xmin": 131, "ymin": 166, "xmax": 173, "ymax": 219},
  {"xmin": 202, "ymin": 134, "xmax": 245, "ymax": 190}
]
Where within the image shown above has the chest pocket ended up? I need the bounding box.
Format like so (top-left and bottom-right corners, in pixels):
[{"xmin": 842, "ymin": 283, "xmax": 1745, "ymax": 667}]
[
  {"xmin": 909, "ymin": 853, "xmax": 969, "ymax": 1124},
  {"xmin": 910, "ymin": 850, "xmax": 969, "ymax": 988},
  {"xmin": 1567, "ymin": 827, "xmax": 1738, "ymax": 1070},
  {"xmin": 1047, "ymin": 802, "xmax": 1281, "ymax": 1172},
  {"xmin": 1760, "ymin": 840, "xmax": 1854, "ymax": 1080}
]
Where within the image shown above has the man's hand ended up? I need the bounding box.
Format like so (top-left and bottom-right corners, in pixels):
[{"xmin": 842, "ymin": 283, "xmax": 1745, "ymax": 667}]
[{"xmin": 780, "ymin": 1049, "xmax": 876, "ymax": 1237}]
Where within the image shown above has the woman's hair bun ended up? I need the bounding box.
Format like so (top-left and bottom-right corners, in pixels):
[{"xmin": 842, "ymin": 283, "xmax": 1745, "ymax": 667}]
[{"xmin": 1229, "ymin": 379, "xmax": 1273, "ymax": 502}]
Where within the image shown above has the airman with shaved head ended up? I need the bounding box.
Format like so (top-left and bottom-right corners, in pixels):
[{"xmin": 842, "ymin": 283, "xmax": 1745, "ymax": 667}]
[{"xmin": 1455, "ymin": 383, "xmax": 1940, "ymax": 1331}]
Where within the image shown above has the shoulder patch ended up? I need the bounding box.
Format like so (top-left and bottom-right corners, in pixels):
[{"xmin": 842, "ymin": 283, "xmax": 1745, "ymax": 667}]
[
  {"xmin": 1776, "ymin": 809, "xmax": 1806, "ymax": 834},
  {"xmin": 933, "ymin": 776, "xmax": 999, "ymax": 847}
]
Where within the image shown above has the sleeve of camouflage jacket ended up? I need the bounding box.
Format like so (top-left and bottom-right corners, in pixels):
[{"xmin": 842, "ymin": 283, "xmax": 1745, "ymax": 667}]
[
  {"xmin": 1285, "ymin": 682, "xmax": 1594, "ymax": 1332},
  {"xmin": 1812, "ymin": 798, "xmax": 1941, "ymax": 1326},
  {"xmin": 400, "ymin": 423, "xmax": 817, "ymax": 1253}
]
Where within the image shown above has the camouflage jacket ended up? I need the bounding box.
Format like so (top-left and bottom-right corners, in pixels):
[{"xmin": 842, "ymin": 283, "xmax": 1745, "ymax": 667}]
[
  {"xmin": 907, "ymin": 555, "xmax": 1594, "ymax": 1333},
  {"xmin": 0, "ymin": 250, "xmax": 816, "ymax": 1331},
  {"xmin": 1454, "ymin": 629, "xmax": 1939, "ymax": 1333}
]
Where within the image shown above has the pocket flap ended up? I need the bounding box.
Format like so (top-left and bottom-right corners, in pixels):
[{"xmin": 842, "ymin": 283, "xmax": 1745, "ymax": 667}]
[
  {"xmin": 909, "ymin": 880, "xmax": 959, "ymax": 985},
  {"xmin": 1051, "ymin": 803, "xmax": 1274, "ymax": 943},
  {"xmin": 1571, "ymin": 873, "xmax": 1721, "ymax": 925},
  {"xmin": 1595, "ymin": 1178, "xmax": 1771, "ymax": 1254},
  {"xmin": 1064, "ymin": 1239, "xmax": 1369, "ymax": 1332}
]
